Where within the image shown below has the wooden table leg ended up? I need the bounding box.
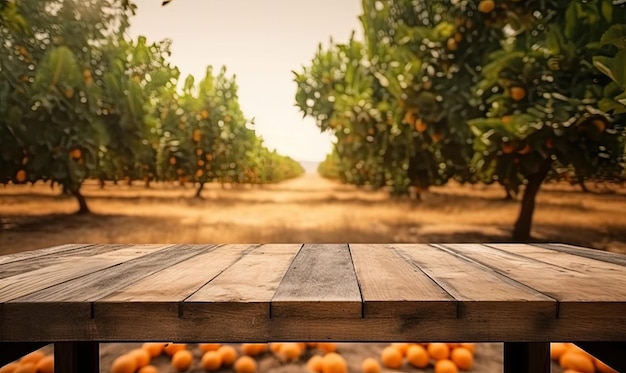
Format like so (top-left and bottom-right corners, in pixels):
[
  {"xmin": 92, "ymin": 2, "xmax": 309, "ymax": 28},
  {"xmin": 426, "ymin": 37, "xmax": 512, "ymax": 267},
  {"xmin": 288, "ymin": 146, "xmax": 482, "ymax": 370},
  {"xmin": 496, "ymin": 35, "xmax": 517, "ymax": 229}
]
[
  {"xmin": 54, "ymin": 342, "xmax": 99, "ymax": 373},
  {"xmin": 503, "ymin": 342, "xmax": 550, "ymax": 373}
]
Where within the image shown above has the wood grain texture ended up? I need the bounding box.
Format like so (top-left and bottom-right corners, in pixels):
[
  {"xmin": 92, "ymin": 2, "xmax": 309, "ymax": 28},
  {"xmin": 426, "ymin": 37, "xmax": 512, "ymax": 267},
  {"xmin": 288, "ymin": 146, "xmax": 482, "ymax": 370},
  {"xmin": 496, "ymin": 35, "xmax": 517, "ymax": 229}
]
[
  {"xmin": 534, "ymin": 243, "xmax": 626, "ymax": 266},
  {"xmin": 271, "ymin": 244, "xmax": 361, "ymax": 318},
  {"xmin": 0, "ymin": 244, "xmax": 91, "ymax": 265},
  {"xmin": 349, "ymin": 243, "xmax": 455, "ymax": 319}
]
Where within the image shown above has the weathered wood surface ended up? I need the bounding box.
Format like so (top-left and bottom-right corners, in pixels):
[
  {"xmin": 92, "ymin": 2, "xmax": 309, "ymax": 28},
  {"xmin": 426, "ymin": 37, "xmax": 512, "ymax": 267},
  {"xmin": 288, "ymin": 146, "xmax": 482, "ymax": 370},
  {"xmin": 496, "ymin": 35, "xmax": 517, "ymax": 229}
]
[{"xmin": 1, "ymin": 243, "xmax": 625, "ymax": 343}]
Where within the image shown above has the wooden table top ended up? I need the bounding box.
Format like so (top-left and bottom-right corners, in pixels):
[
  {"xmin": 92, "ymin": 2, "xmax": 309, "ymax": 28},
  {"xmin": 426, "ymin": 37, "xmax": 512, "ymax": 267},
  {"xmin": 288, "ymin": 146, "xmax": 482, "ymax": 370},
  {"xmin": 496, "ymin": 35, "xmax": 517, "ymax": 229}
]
[{"xmin": 1, "ymin": 243, "xmax": 625, "ymax": 343}]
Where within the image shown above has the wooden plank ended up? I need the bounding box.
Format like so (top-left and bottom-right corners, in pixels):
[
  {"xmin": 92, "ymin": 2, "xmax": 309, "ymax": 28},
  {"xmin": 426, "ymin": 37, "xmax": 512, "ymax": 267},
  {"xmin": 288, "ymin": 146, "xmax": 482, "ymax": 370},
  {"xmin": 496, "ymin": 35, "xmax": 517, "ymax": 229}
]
[
  {"xmin": 349, "ymin": 244, "xmax": 455, "ymax": 319},
  {"xmin": 534, "ymin": 243, "xmax": 626, "ymax": 266},
  {"xmin": 0, "ymin": 244, "xmax": 91, "ymax": 265},
  {"xmin": 395, "ymin": 244, "xmax": 555, "ymax": 326},
  {"xmin": 443, "ymin": 244, "xmax": 626, "ymax": 320},
  {"xmin": 503, "ymin": 342, "xmax": 550, "ymax": 373},
  {"xmin": 0, "ymin": 244, "xmax": 174, "ymax": 302},
  {"xmin": 271, "ymin": 244, "xmax": 361, "ymax": 319}
]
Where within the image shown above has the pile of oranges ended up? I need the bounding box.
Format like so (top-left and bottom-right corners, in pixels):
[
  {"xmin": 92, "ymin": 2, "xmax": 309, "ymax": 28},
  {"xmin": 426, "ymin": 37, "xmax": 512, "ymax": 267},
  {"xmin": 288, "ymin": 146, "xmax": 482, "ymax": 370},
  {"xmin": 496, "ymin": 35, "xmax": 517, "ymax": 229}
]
[
  {"xmin": 551, "ymin": 343, "xmax": 617, "ymax": 373},
  {"xmin": 0, "ymin": 350, "xmax": 54, "ymax": 373},
  {"xmin": 378, "ymin": 343, "xmax": 475, "ymax": 373}
]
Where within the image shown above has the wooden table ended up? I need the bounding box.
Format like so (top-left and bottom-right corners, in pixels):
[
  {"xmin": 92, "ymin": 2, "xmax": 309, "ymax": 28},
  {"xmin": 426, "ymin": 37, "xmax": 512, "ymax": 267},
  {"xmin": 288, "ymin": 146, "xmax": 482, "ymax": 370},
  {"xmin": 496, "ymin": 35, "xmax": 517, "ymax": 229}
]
[{"xmin": 1, "ymin": 243, "xmax": 625, "ymax": 372}]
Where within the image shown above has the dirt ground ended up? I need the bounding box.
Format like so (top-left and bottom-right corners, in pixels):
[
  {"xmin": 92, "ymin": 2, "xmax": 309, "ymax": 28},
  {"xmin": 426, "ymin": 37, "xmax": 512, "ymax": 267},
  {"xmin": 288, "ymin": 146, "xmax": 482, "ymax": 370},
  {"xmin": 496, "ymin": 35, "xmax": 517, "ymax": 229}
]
[{"xmin": 2, "ymin": 172, "xmax": 625, "ymax": 372}]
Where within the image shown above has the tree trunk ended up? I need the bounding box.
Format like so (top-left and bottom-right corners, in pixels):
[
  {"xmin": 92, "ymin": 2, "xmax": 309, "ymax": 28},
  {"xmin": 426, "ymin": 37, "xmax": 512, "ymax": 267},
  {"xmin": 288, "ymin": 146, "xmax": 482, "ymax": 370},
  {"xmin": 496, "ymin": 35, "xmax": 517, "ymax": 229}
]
[
  {"xmin": 70, "ymin": 187, "xmax": 90, "ymax": 214},
  {"xmin": 195, "ymin": 182, "xmax": 205, "ymax": 198},
  {"xmin": 512, "ymin": 159, "xmax": 552, "ymax": 241}
]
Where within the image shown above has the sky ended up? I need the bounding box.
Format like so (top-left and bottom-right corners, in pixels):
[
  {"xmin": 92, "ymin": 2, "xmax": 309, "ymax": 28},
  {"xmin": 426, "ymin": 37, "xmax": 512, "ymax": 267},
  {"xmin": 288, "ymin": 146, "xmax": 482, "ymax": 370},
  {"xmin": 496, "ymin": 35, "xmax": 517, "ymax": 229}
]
[{"xmin": 126, "ymin": 0, "xmax": 363, "ymax": 162}]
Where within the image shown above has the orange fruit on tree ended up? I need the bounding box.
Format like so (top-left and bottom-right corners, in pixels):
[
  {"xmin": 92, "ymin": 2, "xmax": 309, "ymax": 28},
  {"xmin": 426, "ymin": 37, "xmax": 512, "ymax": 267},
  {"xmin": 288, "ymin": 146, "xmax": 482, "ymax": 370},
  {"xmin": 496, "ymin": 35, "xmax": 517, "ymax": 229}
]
[
  {"xmin": 406, "ymin": 344, "xmax": 429, "ymax": 368},
  {"xmin": 201, "ymin": 351, "xmax": 222, "ymax": 371},
  {"xmin": 428, "ymin": 343, "xmax": 451, "ymax": 361},
  {"xmin": 434, "ymin": 359, "xmax": 459, "ymax": 373},
  {"xmin": 501, "ymin": 115, "xmax": 513, "ymax": 125},
  {"xmin": 360, "ymin": 357, "xmax": 381, "ymax": 373},
  {"xmin": 510, "ymin": 86, "xmax": 526, "ymax": 101},
  {"xmin": 128, "ymin": 348, "xmax": 151, "ymax": 368},
  {"xmin": 501, "ymin": 142, "xmax": 516, "ymax": 154},
  {"xmin": 306, "ymin": 355, "xmax": 324, "ymax": 373},
  {"xmin": 450, "ymin": 346, "xmax": 474, "ymax": 370},
  {"xmin": 193, "ymin": 129, "xmax": 201, "ymax": 142},
  {"xmin": 110, "ymin": 354, "xmax": 137, "ymax": 373},
  {"xmin": 234, "ymin": 355, "xmax": 257, "ymax": 373},
  {"xmin": 593, "ymin": 118, "xmax": 607, "ymax": 132},
  {"xmin": 142, "ymin": 342, "xmax": 166, "ymax": 357},
  {"xmin": 35, "ymin": 355, "xmax": 54, "ymax": 373},
  {"xmin": 380, "ymin": 346, "xmax": 403, "ymax": 369},
  {"xmin": 415, "ymin": 119, "xmax": 428, "ymax": 133},
  {"xmin": 171, "ymin": 350, "xmax": 193, "ymax": 372},
  {"xmin": 137, "ymin": 365, "xmax": 159, "ymax": 373},
  {"xmin": 322, "ymin": 352, "xmax": 347, "ymax": 373},
  {"xmin": 69, "ymin": 148, "xmax": 82, "ymax": 160},
  {"xmin": 198, "ymin": 343, "xmax": 221, "ymax": 353},
  {"xmin": 447, "ymin": 38, "xmax": 458, "ymax": 51},
  {"xmin": 163, "ymin": 343, "xmax": 187, "ymax": 356},
  {"xmin": 0, "ymin": 362, "xmax": 20, "ymax": 373},
  {"xmin": 13, "ymin": 363, "xmax": 36, "ymax": 373},
  {"xmin": 559, "ymin": 350, "xmax": 595, "ymax": 373},
  {"xmin": 168, "ymin": 156, "xmax": 177, "ymax": 166},
  {"xmin": 517, "ymin": 143, "xmax": 531, "ymax": 155},
  {"xmin": 550, "ymin": 342, "xmax": 568, "ymax": 361},
  {"xmin": 478, "ymin": 0, "xmax": 495, "ymax": 13},
  {"xmin": 217, "ymin": 345, "xmax": 238, "ymax": 366}
]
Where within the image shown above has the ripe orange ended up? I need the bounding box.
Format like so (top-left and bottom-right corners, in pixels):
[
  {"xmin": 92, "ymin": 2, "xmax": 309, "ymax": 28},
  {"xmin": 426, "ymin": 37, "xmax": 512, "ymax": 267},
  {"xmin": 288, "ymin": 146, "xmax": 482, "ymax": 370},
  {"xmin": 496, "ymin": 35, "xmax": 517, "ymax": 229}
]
[
  {"xmin": 241, "ymin": 343, "xmax": 267, "ymax": 356},
  {"xmin": 391, "ymin": 343, "xmax": 410, "ymax": 356},
  {"xmin": 434, "ymin": 359, "xmax": 459, "ymax": 373},
  {"xmin": 478, "ymin": 0, "xmax": 495, "ymax": 13},
  {"xmin": 193, "ymin": 129, "xmax": 201, "ymax": 142},
  {"xmin": 415, "ymin": 119, "xmax": 427, "ymax": 133},
  {"xmin": 550, "ymin": 342, "xmax": 568, "ymax": 361},
  {"xmin": 406, "ymin": 344, "xmax": 429, "ymax": 368},
  {"xmin": 593, "ymin": 118, "xmax": 607, "ymax": 132},
  {"xmin": 322, "ymin": 352, "xmax": 347, "ymax": 373},
  {"xmin": 459, "ymin": 343, "xmax": 476, "ymax": 354},
  {"xmin": 380, "ymin": 346, "xmax": 403, "ymax": 369},
  {"xmin": 171, "ymin": 350, "xmax": 193, "ymax": 372},
  {"xmin": 128, "ymin": 348, "xmax": 151, "ymax": 368},
  {"xmin": 201, "ymin": 351, "xmax": 222, "ymax": 371},
  {"xmin": 307, "ymin": 355, "xmax": 324, "ymax": 373},
  {"xmin": 428, "ymin": 343, "xmax": 451, "ymax": 361},
  {"xmin": 451, "ymin": 346, "xmax": 474, "ymax": 370},
  {"xmin": 0, "ymin": 362, "xmax": 20, "ymax": 373},
  {"xmin": 217, "ymin": 345, "xmax": 238, "ymax": 366},
  {"xmin": 137, "ymin": 365, "xmax": 159, "ymax": 373},
  {"xmin": 16, "ymin": 169, "xmax": 27, "ymax": 183},
  {"xmin": 559, "ymin": 350, "xmax": 595, "ymax": 373},
  {"xmin": 360, "ymin": 357, "xmax": 381, "ymax": 373},
  {"xmin": 69, "ymin": 148, "xmax": 82, "ymax": 160},
  {"xmin": 517, "ymin": 143, "xmax": 531, "ymax": 155},
  {"xmin": 278, "ymin": 343, "xmax": 302, "ymax": 362},
  {"xmin": 35, "ymin": 355, "xmax": 54, "ymax": 373},
  {"xmin": 110, "ymin": 354, "xmax": 137, "ymax": 373},
  {"xmin": 198, "ymin": 343, "xmax": 221, "ymax": 353},
  {"xmin": 595, "ymin": 358, "xmax": 619, "ymax": 373},
  {"xmin": 317, "ymin": 343, "xmax": 337, "ymax": 353},
  {"xmin": 168, "ymin": 156, "xmax": 177, "ymax": 166},
  {"xmin": 163, "ymin": 343, "xmax": 187, "ymax": 356},
  {"xmin": 13, "ymin": 363, "xmax": 36, "ymax": 373},
  {"xmin": 234, "ymin": 356, "xmax": 257, "ymax": 373},
  {"xmin": 501, "ymin": 115, "xmax": 513, "ymax": 125},
  {"xmin": 510, "ymin": 86, "xmax": 526, "ymax": 101},
  {"xmin": 142, "ymin": 342, "xmax": 166, "ymax": 357},
  {"xmin": 20, "ymin": 351, "xmax": 44, "ymax": 365}
]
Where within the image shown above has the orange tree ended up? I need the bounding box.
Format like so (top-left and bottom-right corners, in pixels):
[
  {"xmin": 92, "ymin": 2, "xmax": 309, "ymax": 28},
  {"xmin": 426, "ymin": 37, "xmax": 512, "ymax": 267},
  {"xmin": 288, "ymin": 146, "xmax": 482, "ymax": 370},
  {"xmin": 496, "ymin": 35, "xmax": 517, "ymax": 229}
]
[
  {"xmin": 0, "ymin": 0, "xmax": 135, "ymax": 213},
  {"xmin": 467, "ymin": 0, "xmax": 626, "ymax": 240}
]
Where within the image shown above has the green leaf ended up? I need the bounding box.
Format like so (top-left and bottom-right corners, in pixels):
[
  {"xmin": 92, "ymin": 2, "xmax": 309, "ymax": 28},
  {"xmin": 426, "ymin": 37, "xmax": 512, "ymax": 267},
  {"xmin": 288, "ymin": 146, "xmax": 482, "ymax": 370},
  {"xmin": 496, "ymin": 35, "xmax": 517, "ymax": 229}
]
[{"xmin": 600, "ymin": 24, "xmax": 626, "ymax": 49}]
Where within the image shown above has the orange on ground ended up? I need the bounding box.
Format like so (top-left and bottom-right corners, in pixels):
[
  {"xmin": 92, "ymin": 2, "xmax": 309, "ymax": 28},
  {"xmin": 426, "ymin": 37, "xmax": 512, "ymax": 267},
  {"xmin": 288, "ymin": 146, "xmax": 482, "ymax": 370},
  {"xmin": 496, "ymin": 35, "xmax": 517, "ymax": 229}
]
[
  {"xmin": 477, "ymin": 0, "xmax": 495, "ymax": 13},
  {"xmin": 19, "ymin": 351, "xmax": 44, "ymax": 365},
  {"xmin": 128, "ymin": 348, "xmax": 151, "ymax": 368},
  {"xmin": 322, "ymin": 352, "xmax": 347, "ymax": 373},
  {"xmin": 35, "ymin": 355, "xmax": 54, "ymax": 373},
  {"xmin": 0, "ymin": 362, "xmax": 20, "ymax": 373},
  {"xmin": 434, "ymin": 359, "xmax": 459, "ymax": 373},
  {"xmin": 451, "ymin": 346, "xmax": 474, "ymax": 370},
  {"xmin": 390, "ymin": 343, "xmax": 410, "ymax": 356},
  {"xmin": 361, "ymin": 357, "xmax": 381, "ymax": 373},
  {"xmin": 198, "ymin": 343, "xmax": 221, "ymax": 353},
  {"xmin": 269, "ymin": 343, "xmax": 283, "ymax": 354},
  {"xmin": 234, "ymin": 356, "xmax": 257, "ymax": 373},
  {"xmin": 217, "ymin": 345, "xmax": 238, "ymax": 366},
  {"xmin": 13, "ymin": 364, "xmax": 36, "ymax": 373},
  {"xmin": 15, "ymin": 170, "xmax": 27, "ymax": 183},
  {"xmin": 163, "ymin": 343, "xmax": 187, "ymax": 356},
  {"xmin": 428, "ymin": 343, "xmax": 451, "ymax": 361},
  {"xmin": 241, "ymin": 343, "xmax": 267, "ymax": 356},
  {"xmin": 459, "ymin": 343, "xmax": 476, "ymax": 354},
  {"xmin": 278, "ymin": 343, "xmax": 302, "ymax": 362},
  {"xmin": 201, "ymin": 351, "xmax": 222, "ymax": 371},
  {"xmin": 406, "ymin": 344, "xmax": 429, "ymax": 368},
  {"xmin": 317, "ymin": 343, "xmax": 337, "ymax": 353},
  {"xmin": 550, "ymin": 343, "xmax": 568, "ymax": 361},
  {"xmin": 142, "ymin": 342, "xmax": 166, "ymax": 357},
  {"xmin": 306, "ymin": 355, "xmax": 324, "ymax": 373},
  {"xmin": 171, "ymin": 350, "xmax": 193, "ymax": 372},
  {"xmin": 380, "ymin": 346, "xmax": 403, "ymax": 369},
  {"xmin": 110, "ymin": 354, "xmax": 137, "ymax": 373},
  {"xmin": 559, "ymin": 351, "xmax": 595, "ymax": 373},
  {"xmin": 510, "ymin": 86, "xmax": 526, "ymax": 101},
  {"xmin": 595, "ymin": 358, "xmax": 619, "ymax": 373},
  {"xmin": 138, "ymin": 365, "xmax": 159, "ymax": 373}
]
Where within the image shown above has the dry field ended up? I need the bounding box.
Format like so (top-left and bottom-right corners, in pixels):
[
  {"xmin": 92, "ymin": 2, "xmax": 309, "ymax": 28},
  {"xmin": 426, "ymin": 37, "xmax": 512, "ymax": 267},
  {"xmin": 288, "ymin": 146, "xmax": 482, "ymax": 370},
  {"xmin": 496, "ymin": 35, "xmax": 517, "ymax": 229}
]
[{"xmin": 2, "ymin": 172, "xmax": 625, "ymax": 372}]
